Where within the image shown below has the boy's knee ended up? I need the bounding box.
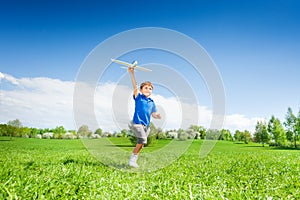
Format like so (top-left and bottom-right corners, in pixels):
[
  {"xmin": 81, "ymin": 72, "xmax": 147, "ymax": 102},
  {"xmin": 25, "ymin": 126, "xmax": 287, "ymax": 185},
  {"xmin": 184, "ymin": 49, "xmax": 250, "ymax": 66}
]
[{"xmin": 137, "ymin": 137, "xmax": 147, "ymax": 144}]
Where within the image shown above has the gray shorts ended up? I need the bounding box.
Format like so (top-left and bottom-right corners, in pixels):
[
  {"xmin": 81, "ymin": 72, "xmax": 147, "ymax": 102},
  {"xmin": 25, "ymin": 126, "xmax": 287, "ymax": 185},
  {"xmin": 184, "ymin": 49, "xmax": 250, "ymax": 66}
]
[{"xmin": 133, "ymin": 124, "xmax": 150, "ymax": 144}]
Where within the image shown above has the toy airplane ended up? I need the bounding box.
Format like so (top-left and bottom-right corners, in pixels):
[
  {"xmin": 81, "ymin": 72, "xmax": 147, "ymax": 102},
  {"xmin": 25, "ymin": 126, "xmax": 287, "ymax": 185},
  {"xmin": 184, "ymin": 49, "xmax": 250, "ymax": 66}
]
[{"xmin": 111, "ymin": 58, "xmax": 152, "ymax": 72}]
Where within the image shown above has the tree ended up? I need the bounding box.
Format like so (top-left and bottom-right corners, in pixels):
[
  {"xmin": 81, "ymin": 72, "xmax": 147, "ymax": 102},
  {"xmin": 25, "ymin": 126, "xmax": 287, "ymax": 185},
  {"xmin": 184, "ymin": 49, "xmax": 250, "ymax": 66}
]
[
  {"xmin": 178, "ymin": 131, "xmax": 188, "ymax": 141},
  {"xmin": 0, "ymin": 124, "xmax": 9, "ymax": 137},
  {"xmin": 185, "ymin": 129, "xmax": 197, "ymax": 139},
  {"xmin": 21, "ymin": 127, "xmax": 31, "ymax": 138},
  {"xmin": 77, "ymin": 125, "xmax": 92, "ymax": 138},
  {"xmin": 268, "ymin": 115, "xmax": 286, "ymax": 146},
  {"xmin": 7, "ymin": 119, "xmax": 22, "ymax": 128},
  {"xmin": 254, "ymin": 121, "xmax": 270, "ymax": 147},
  {"xmin": 206, "ymin": 129, "xmax": 221, "ymax": 140},
  {"xmin": 242, "ymin": 130, "xmax": 252, "ymax": 144},
  {"xmin": 7, "ymin": 119, "xmax": 23, "ymax": 139},
  {"xmin": 155, "ymin": 128, "xmax": 167, "ymax": 139},
  {"xmin": 189, "ymin": 125, "xmax": 206, "ymax": 139},
  {"xmin": 234, "ymin": 130, "xmax": 243, "ymax": 142},
  {"xmin": 52, "ymin": 126, "xmax": 66, "ymax": 139},
  {"xmin": 94, "ymin": 128, "xmax": 103, "ymax": 137},
  {"xmin": 234, "ymin": 130, "xmax": 251, "ymax": 143},
  {"xmin": 220, "ymin": 129, "xmax": 233, "ymax": 141},
  {"xmin": 284, "ymin": 107, "xmax": 298, "ymax": 148},
  {"xmin": 156, "ymin": 130, "xmax": 167, "ymax": 139},
  {"xmin": 29, "ymin": 128, "xmax": 40, "ymax": 138}
]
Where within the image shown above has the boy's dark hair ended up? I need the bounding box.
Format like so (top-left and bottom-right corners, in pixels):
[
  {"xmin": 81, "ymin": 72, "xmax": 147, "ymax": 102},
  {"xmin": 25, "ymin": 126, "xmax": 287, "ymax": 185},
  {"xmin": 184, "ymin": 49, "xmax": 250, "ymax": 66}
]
[{"xmin": 140, "ymin": 81, "xmax": 153, "ymax": 90}]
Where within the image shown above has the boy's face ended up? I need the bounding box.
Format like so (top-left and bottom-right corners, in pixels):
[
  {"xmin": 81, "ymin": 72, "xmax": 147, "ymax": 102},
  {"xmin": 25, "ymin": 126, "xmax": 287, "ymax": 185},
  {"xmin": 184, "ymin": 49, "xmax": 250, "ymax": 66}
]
[{"xmin": 140, "ymin": 85, "xmax": 153, "ymax": 97}]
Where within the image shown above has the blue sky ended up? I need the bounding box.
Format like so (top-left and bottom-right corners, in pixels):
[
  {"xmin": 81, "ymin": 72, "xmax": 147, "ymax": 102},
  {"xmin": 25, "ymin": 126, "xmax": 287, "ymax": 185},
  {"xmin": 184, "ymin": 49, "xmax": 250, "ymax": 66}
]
[{"xmin": 1, "ymin": 0, "xmax": 300, "ymax": 131}]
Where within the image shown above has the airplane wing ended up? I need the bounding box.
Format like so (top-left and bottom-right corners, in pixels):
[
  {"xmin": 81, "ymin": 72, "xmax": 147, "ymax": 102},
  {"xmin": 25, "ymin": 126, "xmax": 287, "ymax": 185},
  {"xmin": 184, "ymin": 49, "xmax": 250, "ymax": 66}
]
[
  {"xmin": 111, "ymin": 59, "xmax": 132, "ymax": 67},
  {"xmin": 135, "ymin": 65, "xmax": 152, "ymax": 72},
  {"xmin": 111, "ymin": 58, "xmax": 152, "ymax": 72}
]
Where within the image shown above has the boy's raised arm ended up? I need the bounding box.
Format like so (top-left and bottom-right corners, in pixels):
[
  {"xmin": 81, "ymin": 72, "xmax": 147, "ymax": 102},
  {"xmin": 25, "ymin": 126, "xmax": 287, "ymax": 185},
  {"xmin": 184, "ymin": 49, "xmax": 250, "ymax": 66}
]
[{"xmin": 128, "ymin": 68, "xmax": 138, "ymax": 98}]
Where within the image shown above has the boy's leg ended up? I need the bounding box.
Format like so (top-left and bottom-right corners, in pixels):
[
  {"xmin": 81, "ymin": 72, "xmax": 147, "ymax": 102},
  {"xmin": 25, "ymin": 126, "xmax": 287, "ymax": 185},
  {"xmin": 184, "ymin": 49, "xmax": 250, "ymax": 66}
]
[
  {"xmin": 133, "ymin": 124, "xmax": 148, "ymax": 151},
  {"xmin": 133, "ymin": 125, "xmax": 150, "ymax": 154},
  {"xmin": 129, "ymin": 124, "xmax": 148, "ymax": 168},
  {"xmin": 133, "ymin": 143, "xmax": 144, "ymax": 154}
]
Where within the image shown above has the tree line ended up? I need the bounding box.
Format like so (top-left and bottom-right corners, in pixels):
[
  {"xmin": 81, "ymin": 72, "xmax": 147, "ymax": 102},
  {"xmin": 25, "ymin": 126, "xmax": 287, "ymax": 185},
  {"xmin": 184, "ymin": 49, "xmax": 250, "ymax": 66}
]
[
  {"xmin": 254, "ymin": 107, "xmax": 300, "ymax": 148},
  {"xmin": 0, "ymin": 107, "xmax": 299, "ymax": 148}
]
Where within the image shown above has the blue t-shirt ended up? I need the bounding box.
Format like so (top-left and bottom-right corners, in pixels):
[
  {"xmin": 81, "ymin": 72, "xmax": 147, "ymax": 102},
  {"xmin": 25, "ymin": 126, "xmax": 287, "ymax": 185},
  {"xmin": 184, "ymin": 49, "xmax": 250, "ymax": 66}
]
[{"xmin": 133, "ymin": 93, "xmax": 157, "ymax": 126}]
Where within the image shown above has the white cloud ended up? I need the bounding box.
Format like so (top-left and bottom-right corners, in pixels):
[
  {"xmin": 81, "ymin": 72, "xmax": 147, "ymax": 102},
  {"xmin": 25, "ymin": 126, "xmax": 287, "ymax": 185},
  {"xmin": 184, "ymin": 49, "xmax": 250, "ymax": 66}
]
[
  {"xmin": 223, "ymin": 114, "xmax": 264, "ymax": 133},
  {"xmin": 0, "ymin": 73, "xmax": 74, "ymax": 129},
  {"xmin": 0, "ymin": 72, "xmax": 262, "ymax": 133}
]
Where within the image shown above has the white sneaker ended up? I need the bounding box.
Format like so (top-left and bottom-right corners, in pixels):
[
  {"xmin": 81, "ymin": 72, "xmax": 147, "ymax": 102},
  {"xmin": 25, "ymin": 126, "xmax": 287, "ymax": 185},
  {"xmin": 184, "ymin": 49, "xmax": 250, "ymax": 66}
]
[{"xmin": 128, "ymin": 154, "xmax": 139, "ymax": 168}]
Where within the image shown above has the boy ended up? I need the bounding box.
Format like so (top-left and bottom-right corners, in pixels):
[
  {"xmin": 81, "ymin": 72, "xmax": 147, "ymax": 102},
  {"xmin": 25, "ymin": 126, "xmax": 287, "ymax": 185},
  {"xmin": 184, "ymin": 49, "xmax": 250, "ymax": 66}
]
[{"xmin": 128, "ymin": 68, "xmax": 161, "ymax": 168}]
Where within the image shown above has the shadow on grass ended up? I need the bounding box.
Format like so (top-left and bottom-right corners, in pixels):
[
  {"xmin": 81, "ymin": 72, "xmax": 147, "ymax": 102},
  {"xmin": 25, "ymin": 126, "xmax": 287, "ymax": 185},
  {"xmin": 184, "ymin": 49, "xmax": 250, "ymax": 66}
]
[
  {"xmin": 269, "ymin": 146, "xmax": 300, "ymax": 151},
  {"xmin": 105, "ymin": 144, "xmax": 134, "ymax": 148},
  {"xmin": 234, "ymin": 142, "xmax": 245, "ymax": 144},
  {"xmin": 240, "ymin": 144, "xmax": 300, "ymax": 150},
  {"xmin": 61, "ymin": 158, "xmax": 105, "ymax": 166},
  {"xmin": 0, "ymin": 138, "xmax": 12, "ymax": 142},
  {"xmin": 242, "ymin": 145, "xmax": 268, "ymax": 148},
  {"xmin": 104, "ymin": 144, "xmax": 157, "ymax": 150}
]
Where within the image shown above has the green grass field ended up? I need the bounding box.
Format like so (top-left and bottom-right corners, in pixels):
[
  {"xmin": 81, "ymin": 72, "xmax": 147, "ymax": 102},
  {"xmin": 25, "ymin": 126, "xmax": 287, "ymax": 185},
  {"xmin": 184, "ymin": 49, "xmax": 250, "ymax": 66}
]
[{"xmin": 0, "ymin": 137, "xmax": 299, "ymax": 199}]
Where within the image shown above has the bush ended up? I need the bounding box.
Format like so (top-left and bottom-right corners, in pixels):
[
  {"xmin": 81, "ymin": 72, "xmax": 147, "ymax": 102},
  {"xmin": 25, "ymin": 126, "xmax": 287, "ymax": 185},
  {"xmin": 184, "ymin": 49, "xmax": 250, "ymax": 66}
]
[
  {"xmin": 156, "ymin": 132, "xmax": 167, "ymax": 139},
  {"xmin": 178, "ymin": 132, "xmax": 188, "ymax": 141},
  {"xmin": 35, "ymin": 134, "xmax": 42, "ymax": 139},
  {"xmin": 90, "ymin": 134, "xmax": 101, "ymax": 139},
  {"xmin": 114, "ymin": 133, "xmax": 123, "ymax": 137},
  {"xmin": 62, "ymin": 133, "xmax": 76, "ymax": 139},
  {"xmin": 167, "ymin": 131, "xmax": 178, "ymax": 139},
  {"xmin": 42, "ymin": 132, "xmax": 53, "ymax": 139}
]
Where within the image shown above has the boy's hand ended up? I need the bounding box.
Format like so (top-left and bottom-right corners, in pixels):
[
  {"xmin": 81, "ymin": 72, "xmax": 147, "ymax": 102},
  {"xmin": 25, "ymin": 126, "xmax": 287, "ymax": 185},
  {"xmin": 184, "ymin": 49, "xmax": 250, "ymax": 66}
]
[
  {"xmin": 128, "ymin": 67, "xmax": 134, "ymax": 74},
  {"xmin": 152, "ymin": 112, "xmax": 161, "ymax": 119}
]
